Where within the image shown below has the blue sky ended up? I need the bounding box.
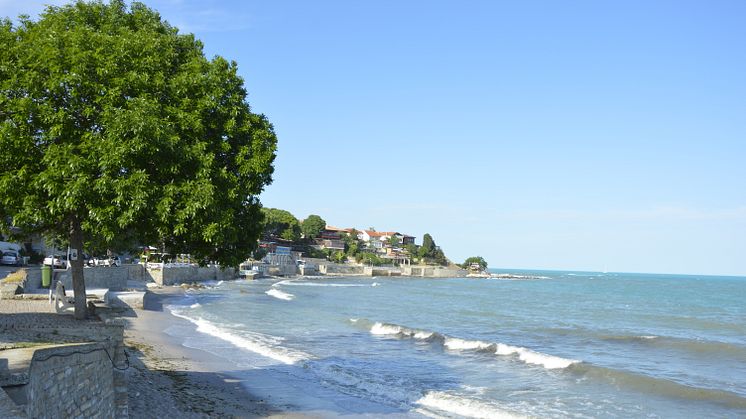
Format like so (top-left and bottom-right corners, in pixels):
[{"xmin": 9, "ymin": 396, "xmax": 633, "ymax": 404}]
[{"xmin": 5, "ymin": 1, "xmax": 745, "ymax": 275}]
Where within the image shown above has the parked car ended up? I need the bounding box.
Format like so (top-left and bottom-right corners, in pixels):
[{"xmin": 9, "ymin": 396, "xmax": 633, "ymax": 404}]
[
  {"xmin": 92, "ymin": 256, "xmax": 121, "ymax": 267},
  {"xmin": 1, "ymin": 251, "xmax": 22, "ymax": 266},
  {"xmin": 43, "ymin": 255, "xmax": 68, "ymax": 269}
]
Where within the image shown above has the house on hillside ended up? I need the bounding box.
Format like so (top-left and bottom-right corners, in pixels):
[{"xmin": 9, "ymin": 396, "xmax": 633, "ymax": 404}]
[
  {"xmin": 316, "ymin": 226, "xmax": 353, "ymax": 251},
  {"xmin": 358, "ymin": 230, "xmax": 417, "ymax": 256}
]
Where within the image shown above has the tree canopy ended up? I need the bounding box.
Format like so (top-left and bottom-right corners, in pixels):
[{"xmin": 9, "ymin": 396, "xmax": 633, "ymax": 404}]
[
  {"xmin": 0, "ymin": 1, "xmax": 277, "ymax": 318},
  {"xmin": 418, "ymin": 233, "xmax": 448, "ymax": 265},
  {"xmin": 462, "ymin": 256, "xmax": 488, "ymax": 271},
  {"xmin": 261, "ymin": 208, "xmax": 300, "ymax": 241},
  {"xmin": 300, "ymin": 214, "xmax": 326, "ymax": 239}
]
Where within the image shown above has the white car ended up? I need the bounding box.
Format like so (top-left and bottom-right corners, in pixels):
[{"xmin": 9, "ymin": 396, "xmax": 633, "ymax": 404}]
[
  {"xmin": 1, "ymin": 251, "xmax": 21, "ymax": 266},
  {"xmin": 43, "ymin": 255, "xmax": 68, "ymax": 269},
  {"xmin": 92, "ymin": 256, "xmax": 121, "ymax": 267}
]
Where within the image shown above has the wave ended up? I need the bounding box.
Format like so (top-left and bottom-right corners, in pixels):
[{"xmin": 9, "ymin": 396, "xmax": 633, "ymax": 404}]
[
  {"xmin": 570, "ymin": 363, "xmax": 746, "ymax": 409},
  {"xmin": 309, "ymin": 360, "xmax": 419, "ymax": 409},
  {"xmin": 366, "ymin": 320, "xmax": 578, "ymax": 370},
  {"xmin": 189, "ymin": 303, "xmax": 201, "ymax": 308},
  {"xmin": 281, "ymin": 281, "xmax": 369, "ymax": 287},
  {"xmin": 416, "ymin": 391, "xmax": 526, "ymax": 419},
  {"xmin": 169, "ymin": 310, "xmax": 310, "ymax": 365},
  {"xmin": 545, "ymin": 327, "xmax": 746, "ymax": 361},
  {"xmin": 265, "ymin": 288, "xmax": 295, "ymax": 301}
]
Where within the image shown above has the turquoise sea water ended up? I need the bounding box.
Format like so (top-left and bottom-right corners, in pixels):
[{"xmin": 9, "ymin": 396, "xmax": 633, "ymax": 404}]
[{"xmin": 165, "ymin": 270, "xmax": 746, "ymax": 418}]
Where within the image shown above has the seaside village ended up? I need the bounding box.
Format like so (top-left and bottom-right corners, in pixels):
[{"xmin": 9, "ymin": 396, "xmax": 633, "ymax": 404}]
[{"xmin": 0, "ymin": 213, "xmax": 481, "ymax": 418}]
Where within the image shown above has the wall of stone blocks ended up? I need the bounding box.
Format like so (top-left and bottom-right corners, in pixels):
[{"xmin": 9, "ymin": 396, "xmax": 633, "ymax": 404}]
[
  {"xmin": 152, "ymin": 266, "xmax": 237, "ymax": 285},
  {"xmin": 60, "ymin": 267, "xmax": 128, "ymax": 290},
  {"xmin": 26, "ymin": 343, "xmax": 118, "ymax": 419},
  {"xmin": 23, "ymin": 264, "xmax": 147, "ymax": 291},
  {"xmin": 318, "ymin": 264, "xmax": 364, "ymax": 275}
]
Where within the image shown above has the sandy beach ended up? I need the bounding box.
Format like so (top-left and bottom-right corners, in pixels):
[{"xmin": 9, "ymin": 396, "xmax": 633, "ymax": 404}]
[{"xmin": 123, "ymin": 287, "xmax": 313, "ymax": 419}]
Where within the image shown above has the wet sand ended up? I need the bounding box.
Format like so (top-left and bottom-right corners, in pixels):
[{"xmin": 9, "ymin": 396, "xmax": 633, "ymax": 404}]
[{"xmin": 124, "ymin": 287, "xmax": 315, "ymax": 418}]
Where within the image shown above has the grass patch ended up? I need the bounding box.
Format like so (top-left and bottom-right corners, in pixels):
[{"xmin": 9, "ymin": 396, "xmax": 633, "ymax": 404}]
[
  {"xmin": 0, "ymin": 341, "xmax": 55, "ymax": 350},
  {"xmin": 2, "ymin": 269, "xmax": 26, "ymax": 284}
]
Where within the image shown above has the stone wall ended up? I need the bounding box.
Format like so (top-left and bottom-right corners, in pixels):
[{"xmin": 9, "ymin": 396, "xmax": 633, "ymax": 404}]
[
  {"xmin": 318, "ymin": 264, "xmax": 364, "ymax": 275},
  {"xmin": 363, "ymin": 267, "xmax": 402, "ymax": 276},
  {"xmin": 150, "ymin": 266, "xmax": 237, "ymax": 285},
  {"xmin": 267, "ymin": 264, "xmax": 298, "ymax": 277},
  {"xmin": 60, "ymin": 267, "xmax": 128, "ymax": 290},
  {"xmin": 26, "ymin": 343, "xmax": 116, "ymax": 419},
  {"xmin": 0, "ymin": 315, "xmax": 127, "ymax": 418},
  {"xmin": 401, "ymin": 266, "xmax": 468, "ymax": 277},
  {"xmin": 23, "ymin": 265, "xmax": 146, "ymax": 291}
]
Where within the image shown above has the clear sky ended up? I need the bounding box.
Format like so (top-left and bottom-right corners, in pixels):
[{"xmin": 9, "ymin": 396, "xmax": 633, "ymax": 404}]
[{"xmin": 5, "ymin": 1, "xmax": 745, "ymax": 276}]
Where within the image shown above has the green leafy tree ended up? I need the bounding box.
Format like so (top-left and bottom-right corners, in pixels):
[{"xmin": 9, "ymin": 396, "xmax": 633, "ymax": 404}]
[
  {"xmin": 419, "ymin": 233, "xmax": 436, "ymax": 258},
  {"xmin": 0, "ymin": 1, "xmax": 276, "ymax": 318},
  {"xmin": 358, "ymin": 252, "xmax": 385, "ymax": 266},
  {"xmin": 339, "ymin": 229, "xmax": 362, "ymax": 258},
  {"xmin": 404, "ymin": 243, "xmax": 419, "ymax": 258},
  {"xmin": 301, "ymin": 214, "xmax": 326, "ymax": 239},
  {"xmin": 417, "ymin": 233, "xmax": 449, "ymax": 265},
  {"xmin": 261, "ymin": 208, "xmax": 300, "ymax": 241},
  {"xmin": 330, "ymin": 250, "xmax": 346, "ymax": 263},
  {"xmin": 252, "ymin": 247, "xmax": 268, "ymax": 261},
  {"xmin": 387, "ymin": 235, "xmax": 401, "ymax": 247},
  {"xmin": 462, "ymin": 256, "xmax": 488, "ymax": 271}
]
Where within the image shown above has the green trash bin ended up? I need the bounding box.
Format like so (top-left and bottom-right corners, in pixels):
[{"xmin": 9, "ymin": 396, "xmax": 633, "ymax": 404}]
[{"xmin": 41, "ymin": 265, "xmax": 52, "ymax": 288}]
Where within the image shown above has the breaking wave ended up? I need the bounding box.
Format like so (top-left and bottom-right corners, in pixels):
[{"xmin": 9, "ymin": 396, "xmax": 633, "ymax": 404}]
[
  {"xmin": 169, "ymin": 310, "xmax": 310, "ymax": 365},
  {"xmin": 265, "ymin": 288, "xmax": 295, "ymax": 301},
  {"xmin": 416, "ymin": 391, "xmax": 527, "ymax": 419},
  {"xmin": 364, "ymin": 320, "xmax": 579, "ymax": 370},
  {"xmin": 280, "ymin": 281, "xmax": 369, "ymax": 287}
]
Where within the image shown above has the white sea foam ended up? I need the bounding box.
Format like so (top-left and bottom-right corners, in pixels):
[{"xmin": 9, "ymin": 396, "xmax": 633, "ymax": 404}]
[
  {"xmin": 416, "ymin": 391, "xmax": 526, "ymax": 419},
  {"xmin": 272, "ymin": 279, "xmax": 293, "ymax": 287},
  {"xmin": 266, "ymin": 288, "xmax": 295, "ymax": 301},
  {"xmin": 370, "ymin": 322, "xmax": 403, "ymax": 335},
  {"xmin": 371, "ymin": 282, "xmax": 380, "ymax": 287},
  {"xmin": 310, "ymin": 361, "xmax": 417, "ymax": 407},
  {"xmin": 190, "ymin": 303, "xmax": 201, "ymax": 308},
  {"xmin": 444, "ymin": 337, "xmax": 494, "ymax": 351},
  {"xmin": 282, "ymin": 282, "xmax": 368, "ymax": 287},
  {"xmin": 413, "ymin": 331, "xmax": 434, "ymax": 340},
  {"xmin": 514, "ymin": 348, "xmax": 578, "ymax": 369},
  {"xmin": 368, "ymin": 321, "xmax": 579, "ymax": 370},
  {"xmin": 169, "ymin": 310, "xmax": 309, "ymax": 365},
  {"xmin": 493, "ymin": 343, "xmax": 578, "ymax": 369}
]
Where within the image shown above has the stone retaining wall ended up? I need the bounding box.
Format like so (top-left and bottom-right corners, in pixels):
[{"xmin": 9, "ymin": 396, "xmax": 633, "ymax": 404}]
[
  {"xmin": 26, "ymin": 343, "xmax": 116, "ymax": 419},
  {"xmin": 60, "ymin": 267, "xmax": 128, "ymax": 290},
  {"xmin": 149, "ymin": 266, "xmax": 237, "ymax": 285},
  {"xmin": 22, "ymin": 265, "xmax": 144, "ymax": 291},
  {"xmin": 318, "ymin": 264, "xmax": 364, "ymax": 275},
  {"xmin": 401, "ymin": 266, "xmax": 468, "ymax": 277},
  {"xmin": 0, "ymin": 314, "xmax": 127, "ymax": 418},
  {"xmin": 363, "ymin": 267, "xmax": 402, "ymax": 276},
  {"xmin": 267, "ymin": 264, "xmax": 298, "ymax": 277}
]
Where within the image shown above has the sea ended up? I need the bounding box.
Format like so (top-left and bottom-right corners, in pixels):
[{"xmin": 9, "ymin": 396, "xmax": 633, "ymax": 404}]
[{"xmin": 164, "ymin": 270, "xmax": 746, "ymax": 418}]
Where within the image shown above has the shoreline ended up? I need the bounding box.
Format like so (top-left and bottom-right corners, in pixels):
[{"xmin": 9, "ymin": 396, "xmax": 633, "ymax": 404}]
[
  {"xmin": 123, "ymin": 287, "xmax": 297, "ymax": 418},
  {"xmin": 125, "ymin": 284, "xmax": 413, "ymax": 418}
]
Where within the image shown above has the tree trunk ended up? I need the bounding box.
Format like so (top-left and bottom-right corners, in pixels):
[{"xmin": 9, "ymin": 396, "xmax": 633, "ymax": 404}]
[{"xmin": 70, "ymin": 217, "xmax": 87, "ymax": 320}]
